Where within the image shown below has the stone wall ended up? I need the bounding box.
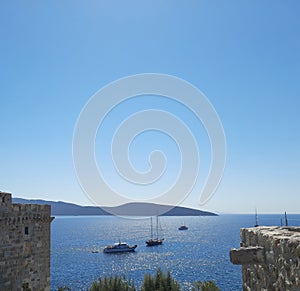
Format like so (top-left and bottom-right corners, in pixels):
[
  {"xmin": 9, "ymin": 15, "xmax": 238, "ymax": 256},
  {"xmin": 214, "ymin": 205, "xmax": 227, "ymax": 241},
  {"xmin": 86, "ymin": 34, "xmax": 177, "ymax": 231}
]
[
  {"xmin": 0, "ymin": 191, "xmax": 54, "ymax": 291},
  {"xmin": 230, "ymin": 226, "xmax": 300, "ymax": 291}
]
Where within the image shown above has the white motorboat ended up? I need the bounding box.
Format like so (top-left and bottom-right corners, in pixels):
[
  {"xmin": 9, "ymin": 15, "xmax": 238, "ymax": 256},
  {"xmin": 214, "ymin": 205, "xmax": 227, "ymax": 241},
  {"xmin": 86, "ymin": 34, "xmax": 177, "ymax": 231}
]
[{"xmin": 103, "ymin": 241, "xmax": 137, "ymax": 253}]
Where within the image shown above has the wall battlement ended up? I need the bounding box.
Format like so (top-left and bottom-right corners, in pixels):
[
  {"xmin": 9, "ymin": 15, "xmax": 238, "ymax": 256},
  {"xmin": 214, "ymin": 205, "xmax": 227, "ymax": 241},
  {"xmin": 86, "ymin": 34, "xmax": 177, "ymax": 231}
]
[
  {"xmin": 230, "ymin": 226, "xmax": 300, "ymax": 291},
  {"xmin": 0, "ymin": 191, "xmax": 12, "ymax": 211},
  {"xmin": 0, "ymin": 191, "xmax": 54, "ymax": 291}
]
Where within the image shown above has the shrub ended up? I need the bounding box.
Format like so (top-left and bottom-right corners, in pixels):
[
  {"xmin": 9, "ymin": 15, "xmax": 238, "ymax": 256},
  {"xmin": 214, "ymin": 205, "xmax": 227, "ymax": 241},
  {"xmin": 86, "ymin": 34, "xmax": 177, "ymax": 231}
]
[
  {"xmin": 89, "ymin": 275, "xmax": 136, "ymax": 291},
  {"xmin": 88, "ymin": 270, "xmax": 220, "ymax": 291},
  {"xmin": 141, "ymin": 268, "xmax": 181, "ymax": 291},
  {"xmin": 192, "ymin": 280, "xmax": 220, "ymax": 291}
]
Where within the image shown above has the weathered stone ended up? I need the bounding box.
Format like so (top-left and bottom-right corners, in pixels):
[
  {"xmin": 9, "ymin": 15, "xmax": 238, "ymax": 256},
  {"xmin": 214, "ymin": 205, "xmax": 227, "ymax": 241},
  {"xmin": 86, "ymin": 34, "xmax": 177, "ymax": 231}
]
[
  {"xmin": 0, "ymin": 191, "xmax": 54, "ymax": 291},
  {"xmin": 230, "ymin": 226, "xmax": 300, "ymax": 290},
  {"xmin": 230, "ymin": 246, "xmax": 265, "ymax": 265}
]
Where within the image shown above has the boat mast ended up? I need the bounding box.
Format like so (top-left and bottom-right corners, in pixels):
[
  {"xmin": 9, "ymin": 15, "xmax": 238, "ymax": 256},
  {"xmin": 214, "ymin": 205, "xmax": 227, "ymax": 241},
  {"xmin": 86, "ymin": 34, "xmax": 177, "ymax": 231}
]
[
  {"xmin": 254, "ymin": 208, "xmax": 259, "ymax": 227},
  {"xmin": 285, "ymin": 211, "xmax": 288, "ymax": 226},
  {"xmin": 150, "ymin": 217, "xmax": 153, "ymax": 239},
  {"xmin": 156, "ymin": 216, "xmax": 159, "ymax": 240}
]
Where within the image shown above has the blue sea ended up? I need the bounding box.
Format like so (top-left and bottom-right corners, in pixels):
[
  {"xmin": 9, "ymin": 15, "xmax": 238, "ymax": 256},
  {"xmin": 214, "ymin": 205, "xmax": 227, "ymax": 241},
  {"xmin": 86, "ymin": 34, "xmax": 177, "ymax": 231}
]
[{"xmin": 50, "ymin": 214, "xmax": 300, "ymax": 291}]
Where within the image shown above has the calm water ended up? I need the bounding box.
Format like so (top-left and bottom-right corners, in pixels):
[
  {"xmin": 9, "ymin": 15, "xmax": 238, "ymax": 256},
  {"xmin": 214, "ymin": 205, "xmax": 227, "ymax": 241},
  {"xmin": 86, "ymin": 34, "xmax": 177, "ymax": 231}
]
[{"xmin": 50, "ymin": 214, "xmax": 300, "ymax": 291}]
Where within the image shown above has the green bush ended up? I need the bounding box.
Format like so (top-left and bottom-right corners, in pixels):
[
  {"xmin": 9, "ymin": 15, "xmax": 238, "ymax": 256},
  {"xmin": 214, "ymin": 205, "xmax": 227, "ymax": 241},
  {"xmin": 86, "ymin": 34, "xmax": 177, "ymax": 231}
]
[
  {"xmin": 89, "ymin": 275, "xmax": 136, "ymax": 291},
  {"xmin": 192, "ymin": 280, "xmax": 220, "ymax": 291},
  {"xmin": 88, "ymin": 270, "xmax": 220, "ymax": 291},
  {"xmin": 141, "ymin": 268, "xmax": 181, "ymax": 291}
]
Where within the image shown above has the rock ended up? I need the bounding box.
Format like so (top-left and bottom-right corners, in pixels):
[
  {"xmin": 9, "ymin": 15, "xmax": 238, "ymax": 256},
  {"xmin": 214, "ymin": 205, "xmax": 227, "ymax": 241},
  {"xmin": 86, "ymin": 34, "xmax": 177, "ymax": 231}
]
[
  {"xmin": 230, "ymin": 226, "xmax": 300, "ymax": 290},
  {"xmin": 230, "ymin": 246, "xmax": 265, "ymax": 265}
]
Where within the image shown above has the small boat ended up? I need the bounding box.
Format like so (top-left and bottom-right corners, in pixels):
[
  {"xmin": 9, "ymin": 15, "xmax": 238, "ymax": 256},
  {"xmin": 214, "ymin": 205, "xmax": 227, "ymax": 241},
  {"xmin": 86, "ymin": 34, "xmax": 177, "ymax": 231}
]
[
  {"xmin": 103, "ymin": 241, "xmax": 137, "ymax": 253},
  {"xmin": 146, "ymin": 217, "xmax": 164, "ymax": 246},
  {"xmin": 178, "ymin": 225, "xmax": 188, "ymax": 230}
]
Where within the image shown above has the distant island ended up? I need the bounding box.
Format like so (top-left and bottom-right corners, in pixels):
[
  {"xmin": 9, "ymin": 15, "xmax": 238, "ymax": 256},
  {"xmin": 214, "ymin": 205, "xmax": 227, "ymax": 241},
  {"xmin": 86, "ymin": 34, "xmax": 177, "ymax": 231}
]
[{"xmin": 12, "ymin": 198, "xmax": 218, "ymax": 216}]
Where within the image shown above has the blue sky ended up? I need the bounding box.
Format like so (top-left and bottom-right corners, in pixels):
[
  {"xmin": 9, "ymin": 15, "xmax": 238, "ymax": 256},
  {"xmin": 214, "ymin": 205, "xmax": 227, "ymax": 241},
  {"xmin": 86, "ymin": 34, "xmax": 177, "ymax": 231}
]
[{"xmin": 1, "ymin": 1, "xmax": 299, "ymax": 213}]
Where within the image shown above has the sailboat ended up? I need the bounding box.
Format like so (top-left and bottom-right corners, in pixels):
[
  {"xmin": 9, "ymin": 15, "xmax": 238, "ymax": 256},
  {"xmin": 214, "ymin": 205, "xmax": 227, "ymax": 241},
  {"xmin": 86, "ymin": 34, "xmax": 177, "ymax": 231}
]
[{"xmin": 146, "ymin": 216, "xmax": 164, "ymax": 246}]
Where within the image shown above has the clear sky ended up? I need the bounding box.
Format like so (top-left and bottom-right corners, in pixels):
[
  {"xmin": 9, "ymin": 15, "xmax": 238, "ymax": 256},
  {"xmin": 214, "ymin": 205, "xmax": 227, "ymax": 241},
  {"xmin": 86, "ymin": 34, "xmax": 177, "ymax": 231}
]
[{"xmin": 1, "ymin": 1, "xmax": 299, "ymax": 213}]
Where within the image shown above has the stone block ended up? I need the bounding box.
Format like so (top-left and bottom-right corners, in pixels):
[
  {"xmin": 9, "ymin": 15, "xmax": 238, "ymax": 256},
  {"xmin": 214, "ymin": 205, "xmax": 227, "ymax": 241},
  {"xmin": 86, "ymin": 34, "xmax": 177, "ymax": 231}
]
[{"xmin": 230, "ymin": 246, "xmax": 265, "ymax": 265}]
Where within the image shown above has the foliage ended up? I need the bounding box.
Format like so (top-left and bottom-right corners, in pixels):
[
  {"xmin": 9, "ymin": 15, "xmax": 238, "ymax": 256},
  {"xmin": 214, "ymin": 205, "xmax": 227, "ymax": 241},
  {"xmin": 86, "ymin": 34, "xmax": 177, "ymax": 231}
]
[
  {"xmin": 141, "ymin": 268, "xmax": 181, "ymax": 291},
  {"xmin": 191, "ymin": 280, "xmax": 220, "ymax": 291},
  {"xmin": 88, "ymin": 270, "xmax": 220, "ymax": 291},
  {"xmin": 89, "ymin": 275, "xmax": 136, "ymax": 291}
]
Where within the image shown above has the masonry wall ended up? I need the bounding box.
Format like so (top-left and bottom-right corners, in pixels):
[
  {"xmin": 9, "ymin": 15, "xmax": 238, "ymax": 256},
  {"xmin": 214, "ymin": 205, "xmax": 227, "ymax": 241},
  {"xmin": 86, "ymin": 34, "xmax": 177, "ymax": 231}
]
[
  {"xmin": 0, "ymin": 191, "xmax": 54, "ymax": 291},
  {"xmin": 230, "ymin": 226, "xmax": 300, "ymax": 291}
]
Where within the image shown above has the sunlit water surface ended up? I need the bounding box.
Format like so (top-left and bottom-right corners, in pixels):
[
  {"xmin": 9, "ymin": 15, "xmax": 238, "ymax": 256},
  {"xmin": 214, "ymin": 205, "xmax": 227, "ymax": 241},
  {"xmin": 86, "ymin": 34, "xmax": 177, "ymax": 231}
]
[{"xmin": 51, "ymin": 214, "xmax": 300, "ymax": 291}]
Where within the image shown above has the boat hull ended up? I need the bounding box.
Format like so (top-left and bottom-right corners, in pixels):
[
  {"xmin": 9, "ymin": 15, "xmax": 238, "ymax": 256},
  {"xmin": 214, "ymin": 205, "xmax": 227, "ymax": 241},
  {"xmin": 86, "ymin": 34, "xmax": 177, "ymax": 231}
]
[
  {"xmin": 103, "ymin": 244, "xmax": 137, "ymax": 253},
  {"xmin": 178, "ymin": 226, "xmax": 188, "ymax": 230},
  {"xmin": 146, "ymin": 238, "xmax": 164, "ymax": 246}
]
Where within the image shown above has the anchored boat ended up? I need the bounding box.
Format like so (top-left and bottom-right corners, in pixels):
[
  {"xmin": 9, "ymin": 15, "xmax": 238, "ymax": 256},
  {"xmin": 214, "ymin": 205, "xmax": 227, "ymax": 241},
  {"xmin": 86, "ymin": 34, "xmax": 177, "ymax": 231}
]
[
  {"xmin": 146, "ymin": 216, "xmax": 164, "ymax": 246},
  {"xmin": 103, "ymin": 241, "xmax": 137, "ymax": 253}
]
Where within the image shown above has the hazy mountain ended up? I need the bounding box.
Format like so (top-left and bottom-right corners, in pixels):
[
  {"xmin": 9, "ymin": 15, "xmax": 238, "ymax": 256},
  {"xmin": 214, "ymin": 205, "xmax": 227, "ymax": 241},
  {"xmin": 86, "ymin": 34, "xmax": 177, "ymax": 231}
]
[
  {"xmin": 12, "ymin": 198, "xmax": 217, "ymax": 216},
  {"xmin": 103, "ymin": 202, "xmax": 217, "ymax": 216}
]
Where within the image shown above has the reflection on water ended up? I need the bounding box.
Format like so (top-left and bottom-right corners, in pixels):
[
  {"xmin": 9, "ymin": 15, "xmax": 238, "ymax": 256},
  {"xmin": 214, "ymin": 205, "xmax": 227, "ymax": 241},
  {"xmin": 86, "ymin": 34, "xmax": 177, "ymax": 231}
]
[{"xmin": 51, "ymin": 214, "xmax": 300, "ymax": 290}]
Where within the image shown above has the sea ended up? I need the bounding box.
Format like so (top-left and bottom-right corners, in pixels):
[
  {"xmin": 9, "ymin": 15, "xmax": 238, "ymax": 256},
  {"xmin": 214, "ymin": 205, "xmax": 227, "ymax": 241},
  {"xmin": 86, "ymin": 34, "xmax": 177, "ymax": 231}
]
[{"xmin": 50, "ymin": 214, "xmax": 300, "ymax": 291}]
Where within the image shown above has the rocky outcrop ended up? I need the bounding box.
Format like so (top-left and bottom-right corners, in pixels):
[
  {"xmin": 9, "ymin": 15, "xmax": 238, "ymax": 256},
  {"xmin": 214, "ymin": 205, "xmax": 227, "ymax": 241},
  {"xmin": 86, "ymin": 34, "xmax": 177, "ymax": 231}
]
[{"xmin": 230, "ymin": 226, "xmax": 300, "ymax": 291}]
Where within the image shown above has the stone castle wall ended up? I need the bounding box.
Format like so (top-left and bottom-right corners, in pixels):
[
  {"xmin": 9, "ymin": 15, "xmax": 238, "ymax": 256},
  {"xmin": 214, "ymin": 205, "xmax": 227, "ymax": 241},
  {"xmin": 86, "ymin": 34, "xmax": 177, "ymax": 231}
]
[
  {"xmin": 0, "ymin": 191, "xmax": 54, "ymax": 291},
  {"xmin": 230, "ymin": 226, "xmax": 300, "ymax": 291}
]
